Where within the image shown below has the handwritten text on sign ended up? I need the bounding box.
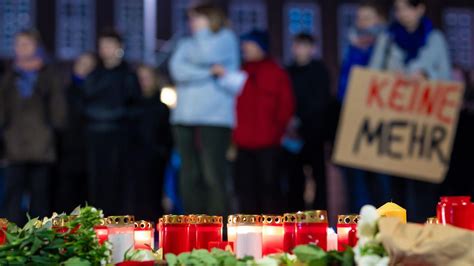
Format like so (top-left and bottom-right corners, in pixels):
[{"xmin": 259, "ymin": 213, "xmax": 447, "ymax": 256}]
[{"xmin": 333, "ymin": 68, "xmax": 464, "ymax": 183}]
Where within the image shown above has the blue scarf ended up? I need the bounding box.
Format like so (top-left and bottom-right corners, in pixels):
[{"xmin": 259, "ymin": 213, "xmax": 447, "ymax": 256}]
[
  {"xmin": 14, "ymin": 67, "xmax": 39, "ymax": 98},
  {"xmin": 389, "ymin": 16, "xmax": 433, "ymax": 64}
]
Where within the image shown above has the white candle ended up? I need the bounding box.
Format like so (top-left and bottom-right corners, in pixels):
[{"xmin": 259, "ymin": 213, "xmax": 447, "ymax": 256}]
[
  {"xmin": 326, "ymin": 228, "xmax": 338, "ymax": 251},
  {"xmin": 236, "ymin": 229, "xmax": 262, "ymax": 259},
  {"xmin": 109, "ymin": 227, "xmax": 135, "ymax": 263}
]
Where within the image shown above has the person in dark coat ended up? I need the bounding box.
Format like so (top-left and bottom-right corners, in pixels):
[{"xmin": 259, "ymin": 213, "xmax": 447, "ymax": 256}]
[
  {"xmin": 82, "ymin": 30, "xmax": 141, "ymax": 215},
  {"xmin": 129, "ymin": 64, "xmax": 172, "ymax": 221},
  {"xmin": 0, "ymin": 30, "xmax": 66, "ymax": 224},
  {"xmin": 54, "ymin": 52, "xmax": 97, "ymax": 213},
  {"xmin": 286, "ymin": 33, "xmax": 330, "ymax": 210},
  {"xmin": 231, "ymin": 30, "xmax": 295, "ymax": 214}
]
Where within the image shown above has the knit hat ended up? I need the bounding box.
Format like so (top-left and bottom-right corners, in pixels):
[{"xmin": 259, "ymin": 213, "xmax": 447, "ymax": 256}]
[{"xmin": 241, "ymin": 30, "xmax": 270, "ymax": 53}]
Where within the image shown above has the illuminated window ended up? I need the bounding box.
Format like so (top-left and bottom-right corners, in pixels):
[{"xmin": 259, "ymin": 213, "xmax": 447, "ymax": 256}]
[
  {"xmin": 229, "ymin": 0, "xmax": 267, "ymax": 35},
  {"xmin": 283, "ymin": 2, "xmax": 321, "ymax": 63},
  {"xmin": 0, "ymin": 0, "xmax": 35, "ymax": 58},
  {"xmin": 337, "ymin": 3, "xmax": 358, "ymax": 62},
  {"xmin": 56, "ymin": 0, "xmax": 95, "ymax": 60},
  {"xmin": 443, "ymin": 8, "xmax": 474, "ymax": 69}
]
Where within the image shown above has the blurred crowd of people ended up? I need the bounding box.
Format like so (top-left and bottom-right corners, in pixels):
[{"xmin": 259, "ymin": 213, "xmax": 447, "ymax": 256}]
[{"xmin": 0, "ymin": 0, "xmax": 473, "ymax": 225}]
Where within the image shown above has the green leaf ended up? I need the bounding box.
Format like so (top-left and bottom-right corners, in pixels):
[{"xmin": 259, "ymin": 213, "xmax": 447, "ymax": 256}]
[
  {"xmin": 293, "ymin": 244, "xmax": 326, "ymax": 262},
  {"xmin": 62, "ymin": 257, "xmax": 92, "ymax": 266},
  {"xmin": 166, "ymin": 253, "xmax": 179, "ymax": 266},
  {"xmin": 308, "ymin": 257, "xmax": 327, "ymax": 266}
]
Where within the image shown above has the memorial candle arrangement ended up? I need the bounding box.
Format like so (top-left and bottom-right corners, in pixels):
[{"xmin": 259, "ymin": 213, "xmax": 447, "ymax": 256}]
[
  {"xmin": 295, "ymin": 210, "xmax": 328, "ymax": 251},
  {"xmin": 337, "ymin": 215, "xmax": 359, "ymax": 251},
  {"xmin": 283, "ymin": 213, "xmax": 297, "ymax": 253},
  {"xmin": 262, "ymin": 215, "xmax": 283, "ymax": 255},
  {"xmin": 194, "ymin": 215, "xmax": 223, "ymax": 250},
  {"xmin": 106, "ymin": 216, "xmax": 135, "ymax": 264},
  {"xmin": 161, "ymin": 215, "xmax": 189, "ymax": 255},
  {"xmin": 233, "ymin": 214, "xmax": 263, "ymax": 259},
  {"xmin": 134, "ymin": 220, "xmax": 154, "ymax": 250},
  {"xmin": 0, "ymin": 219, "xmax": 7, "ymax": 245}
]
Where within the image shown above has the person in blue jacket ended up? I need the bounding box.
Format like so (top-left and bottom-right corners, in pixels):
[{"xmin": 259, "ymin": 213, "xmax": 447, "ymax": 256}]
[
  {"xmin": 337, "ymin": 0, "xmax": 390, "ymax": 213},
  {"xmin": 169, "ymin": 3, "xmax": 240, "ymax": 215}
]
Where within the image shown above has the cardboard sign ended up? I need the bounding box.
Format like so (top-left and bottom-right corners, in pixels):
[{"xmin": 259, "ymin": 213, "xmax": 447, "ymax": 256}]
[{"xmin": 333, "ymin": 67, "xmax": 465, "ymax": 183}]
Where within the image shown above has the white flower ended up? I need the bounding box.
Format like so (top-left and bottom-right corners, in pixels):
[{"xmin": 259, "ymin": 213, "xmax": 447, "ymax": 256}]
[
  {"xmin": 356, "ymin": 255, "xmax": 388, "ymax": 266},
  {"xmin": 358, "ymin": 205, "xmax": 380, "ymax": 238},
  {"xmin": 255, "ymin": 257, "xmax": 279, "ymax": 266}
]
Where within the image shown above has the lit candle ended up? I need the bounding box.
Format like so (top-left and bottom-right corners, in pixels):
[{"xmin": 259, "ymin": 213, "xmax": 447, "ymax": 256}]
[
  {"xmin": 437, "ymin": 196, "xmax": 471, "ymax": 225},
  {"xmin": 195, "ymin": 215, "xmax": 223, "ymax": 250},
  {"xmin": 134, "ymin": 220, "xmax": 154, "ymax": 250},
  {"xmin": 337, "ymin": 215, "xmax": 359, "ymax": 251},
  {"xmin": 94, "ymin": 225, "xmax": 109, "ymax": 245},
  {"xmin": 262, "ymin": 215, "xmax": 284, "ymax": 255},
  {"xmin": 295, "ymin": 210, "xmax": 328, "ymax": 251},
  {"xmin": 52, "ymin": 215, "xmax": 79, "ymax": 234},
  {"xmin": 283, "ymin": 213, "xmax": 297, "ymax": 253},
  {"xmin": 157, "ymin": 218, "xmax": 163, "ymax": 249},
  {"xmin": 227, "ymin": 215, "xmax": 237, "ymax": 244},
  {"xmin": 161, "ymin": 215, "xmax": 189, "ymax": 255},
  {"xmin": 326, "ymin": 228, "xmax": 338, "ymax": 251},
  {"xmin": 426, "ymin": 217, "xmax": 439, "ymax": 224},
  {"xmin": 188, "ymin": 215, "xmax": 198, "ymax": 251},
  {"xmin": 0, "ymin": 219, "xmax": 7, "ymax": 245},
  {"xmin": 377, "ymin": 202, "xmax": 407, "ymax": 223},
  {"xmin": 106, "ymin": 216, "xmax": 136, "ymax": 264},
  {"xmin": 234, "ymin": 215, "xmax": 263, "ymax": 259}
]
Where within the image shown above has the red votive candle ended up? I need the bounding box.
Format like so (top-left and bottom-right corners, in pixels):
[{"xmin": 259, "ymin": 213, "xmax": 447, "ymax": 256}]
[
  {"xmin": 437, "ymin": 196, "xmax": 471, "ymax": 225},
  {"xmin": 295, "ymin": 210, "xmax": 328, "ymax": 251},
  {"xmin": 195, "ymin": 215, "xmax": 223, "ymax": 250},
  {"xmin": 157, "ymin": 218, "xmax": 163, "ymax": 249},
  {"xmin": 337, "ymin": 215, "xmax": 359, "ymax": 251},
  {"xmin": 452, "ymin": 202, "xmax": 474, "ymax": 230},
  {"xmin": 283, "ymin": 213, "xmax": 297, "ymax": 253},
  {"xmin": 161, "ymin": 215, "xmax": 189, "ymax": 254},
  {"xmin": 94, "ymin": 225, "xmax": 109, "ymax": 245},
  {"xmin": 262, "ymin": 215, "xmax": 284, "ymax": 255},
  {"xmin": 134, "ymin": 220, "xmax": 154, "ymax": 250},
  {"xmin": 0, "ymin": 219, "xmax": 8, "ymax": 245},
  {"xmin": 187, "ymin": 215, "xmax": 198, "ymax": 250}
]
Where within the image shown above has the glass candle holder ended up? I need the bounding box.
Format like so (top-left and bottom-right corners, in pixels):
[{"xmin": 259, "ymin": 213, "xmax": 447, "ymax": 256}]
[
  {"xmin": 0, "ymin": 219, "xmax": 7, "ymax": 245},
  {"xmin": 426, "ymin": 217, "xmax": 439, "ymax": 224},
  {"xmin": 452, "ymin": 202, "xmax": 474, "ymax": 230},
  {"xmin": 162, "ymin": 215, "xmax": 189, "ymax": 254},
  {"xmin": 106, "ymin": 215, "xmax": 136, "ymax": 264},
  {"xmin": 195, "ymin": 215, "xmax": 223, "ymax": 250},
  {"xmin": 437, "ymin": 196, "xmax": 471, "ymax": 225},
  {"xmin": 52, "ymin": 215, "xmax": 79, "ymax": 234},
  {"xmin": 337, "ymin": 215, "xmax": 359, "ymax": 251},
  {"xmin": 233, "ymin": 214, "xmax": 263, "ymax": 259},
  {"xmin": 262, "ymin": 215, "xmax": 284, "ymax": 255},
  {"xmin": 227, "ymin": 215, "xmax": 238, "ymax": 244},
  {"xmin": 295, "ymin": 210, "xmax": 328, "ymax": 251},
  {"xmin": 283, "ymin": 213, "xmax": 297, "ymax": 253},
  {"xmin": 187, "ymin": 215, "xmax": 198, "ymax": 251},
  {"xmin": 134, "ymin": 220, "xmax": 154, "ymax": 250}
]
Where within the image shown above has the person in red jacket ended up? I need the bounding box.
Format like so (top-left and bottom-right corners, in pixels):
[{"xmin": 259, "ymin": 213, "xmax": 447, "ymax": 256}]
[{"xmin": 233, "ymin": 30, "xmax": 295, "ymax": 213}]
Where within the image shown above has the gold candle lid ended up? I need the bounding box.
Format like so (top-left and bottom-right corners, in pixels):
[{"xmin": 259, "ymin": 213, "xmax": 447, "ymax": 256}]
[
  {"xmin": 162, "ymin": 215, "xmax": 188, "ymax": 224},
  {"xmin": 426, "ymin": 217, "xmax": 439, "ymax": 224},
  {"xmin": 106, "ymin": 215, "xmax": 135, "ymax": 226},
  {"xmin": 194, "ymin": 215, "xmax": 223, "ymax": 225},
  {"xmin": 228, "ymin": 214, "xmax": 263, "ymax": 225},
  {"xmin": 296, "ymin": 210, "xmax": 328, "ymax": 223},
  {"xmin": 262, "ymin": 215, "xmax": 283, "ymax": 225},
  {"xmin": 0, "ymin": 218, "xmax": 8, "ymax": 227},
  {"xmin": 135, "ymin": 220, "xmax": 153, "ymax": 229},
  {"xmin": 52, "ymin": 215, "xmax": 77, "ymax": 227},
  {"xmin": 337, "ymin": 215, "xmax": 360, "ymax": 224},
  {"xmin": 283, "ymin": 213, "xmax": 297, "ymax": 223}
]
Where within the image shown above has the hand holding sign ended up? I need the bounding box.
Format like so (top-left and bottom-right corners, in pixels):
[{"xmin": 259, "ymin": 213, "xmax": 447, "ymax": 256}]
[{"xmin": 333, "ymin": 68, "xmax": 464, "ymax": 183}]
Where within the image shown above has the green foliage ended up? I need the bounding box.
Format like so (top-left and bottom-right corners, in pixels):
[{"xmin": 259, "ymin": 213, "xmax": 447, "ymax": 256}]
[
  {"xmin": 292, "ymin": 244, "xmax": 355, "ymax": 266},
  {"xmin": 0, "ymin": 206, "xmax": 110, "ymax": 265}
]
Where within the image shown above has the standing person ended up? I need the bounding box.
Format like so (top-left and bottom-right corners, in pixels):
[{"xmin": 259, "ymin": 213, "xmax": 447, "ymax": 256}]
[
  {"xmin": 286, "ymin": 33, "xmax": 330, "ymax": 210},
  {"xmin": 337, "ymin": 0, "xmax": 390, "ymax": 213},
  {"xmin": 0, "ymin": 30, "xmax": 66, "ymax": 224},
  {"xmin": 169, "ymin": 3, "xmax": 240, "ymax": 215},
  {"xmin": 369, "ymin": 0, "xmax": 452, "ymax": 221},
  {"xmin": 83, "ymin": 30, "xmax": 141, "ymax": 215},
  {"xmin": 132, "ymin": 64, "xmax": 172, "ymax": 221},
  {"xmin": 232, "ymin": 30, "xmax": 294, "ymax": 214},
  {"xmin": 55, "ymin": 52, "xmax": 97, "ymax": 213}
]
